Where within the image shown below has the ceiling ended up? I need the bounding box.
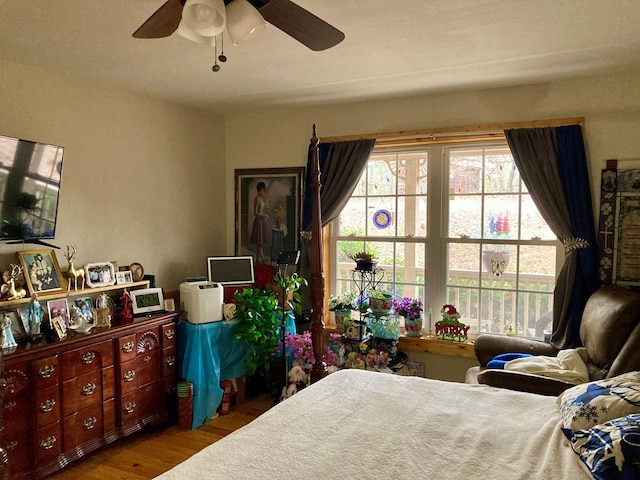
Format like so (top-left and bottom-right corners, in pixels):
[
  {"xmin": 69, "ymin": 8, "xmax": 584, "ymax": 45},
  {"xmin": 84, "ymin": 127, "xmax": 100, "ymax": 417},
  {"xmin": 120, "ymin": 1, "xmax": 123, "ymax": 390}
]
[{"xmin": 1, "ymin": 0, "xmax": 640, "ymax": 115}]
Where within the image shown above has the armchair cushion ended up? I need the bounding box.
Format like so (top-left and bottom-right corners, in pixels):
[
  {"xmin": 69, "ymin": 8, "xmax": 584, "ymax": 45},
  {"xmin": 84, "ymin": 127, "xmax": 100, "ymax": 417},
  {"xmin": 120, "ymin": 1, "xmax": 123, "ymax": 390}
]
[
  {"xmin": 476, "ymin": 369, "xmax": 574, "ymax": 396},
  {"xmin": 557, "ymin": 371, "xmax": 640, "ymax": 431}
]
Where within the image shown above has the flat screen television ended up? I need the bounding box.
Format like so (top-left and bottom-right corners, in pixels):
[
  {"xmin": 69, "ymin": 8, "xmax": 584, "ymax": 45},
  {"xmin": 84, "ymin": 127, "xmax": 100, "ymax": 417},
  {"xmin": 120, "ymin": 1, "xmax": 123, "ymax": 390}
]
[
  {"xmin": 207, "ymin": 256, "xmax": 255, "ymax": 285},
  {"xmin": 0, "ymin": 134, "xmax": 64, "ymax": 244}
]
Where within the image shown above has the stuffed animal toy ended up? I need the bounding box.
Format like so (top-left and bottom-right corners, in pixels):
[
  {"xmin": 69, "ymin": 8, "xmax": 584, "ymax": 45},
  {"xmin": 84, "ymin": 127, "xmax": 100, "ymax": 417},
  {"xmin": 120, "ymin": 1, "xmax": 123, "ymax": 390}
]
[{"xmin": 284, "ymin": 364, "xmax": 308, "ymax": 399}]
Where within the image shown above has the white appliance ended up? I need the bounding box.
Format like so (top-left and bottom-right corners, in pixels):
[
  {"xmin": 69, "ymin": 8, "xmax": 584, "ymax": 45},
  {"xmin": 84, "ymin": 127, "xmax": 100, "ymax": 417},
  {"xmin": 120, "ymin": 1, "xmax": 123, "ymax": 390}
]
[{"xmin": 180, "ymin": 281, "xmax": 224, "ymax": 324}]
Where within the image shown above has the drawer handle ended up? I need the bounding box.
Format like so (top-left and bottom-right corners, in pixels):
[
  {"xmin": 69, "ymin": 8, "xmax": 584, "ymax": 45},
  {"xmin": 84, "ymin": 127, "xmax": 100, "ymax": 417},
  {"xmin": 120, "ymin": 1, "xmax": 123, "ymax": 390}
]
[
  {"xmin": 165, "ymin": 355, "xmax": 176, "ymax": 367},
  {"xmin": 82, "ymin": 351, "xmax": 96, "ymax": 364},
  {"xmin": 5, "ymin": 401, "xmax": 16, "ymax": 411},
  {"xmin": 40, "ymin": 398, "xmax": 56, "ymax": 413},
  {"xmin": 124, "ymin": 401, "xmax": 136, "ymax": 414},
  {"xmin": 144, "ymin": 355, "xmax": 152, "ymax": 363},
  {"xmin": 82, "ymin": 383, "xmax": 96, "ymax": 396},
  {"xmin": 39, "ymin": 365, "xmax": 55, "ymax": 378},
  {"xmin": 165, "ymin": 328, "xmax": 175, "ymax": 340},
  {"xmin": 6, "ymin": 441, "xmax": 17, "ymax": 451},
  {"xmin": 40, "ymin": 436, "xmax": 57, "ymax": 450},
  {"xmin": 122, "ymin": 341, "xmax": 134, "ymax": 353},
  {"xmin": 83, "ymin": 416, "xmax": 98, "ymax": 430},
  {"xmin": 123, "ymin": 370, "xmax": 136, "ymax": 382}
]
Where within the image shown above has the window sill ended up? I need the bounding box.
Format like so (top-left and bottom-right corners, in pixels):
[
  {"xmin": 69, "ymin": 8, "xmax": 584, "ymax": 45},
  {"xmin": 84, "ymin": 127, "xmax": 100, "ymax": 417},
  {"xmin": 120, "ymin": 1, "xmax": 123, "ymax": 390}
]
[{"xmin": 325, "ymin": 327, "xmax": 475, "ymax": 359}]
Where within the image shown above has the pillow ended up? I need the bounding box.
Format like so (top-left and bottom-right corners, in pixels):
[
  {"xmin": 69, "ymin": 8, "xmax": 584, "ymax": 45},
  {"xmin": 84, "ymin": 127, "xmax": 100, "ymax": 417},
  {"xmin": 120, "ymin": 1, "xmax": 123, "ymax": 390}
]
[
  {"xmin": 486, "ymin": 352, "xmax": 533, "ymax": 369},
  {"xmin": 557, "ymin": 371, "xmax": 640, "ymax": 431},
  {"xmin": 562, "ymin": 413, "xmax": 640, "ymax": 480}
]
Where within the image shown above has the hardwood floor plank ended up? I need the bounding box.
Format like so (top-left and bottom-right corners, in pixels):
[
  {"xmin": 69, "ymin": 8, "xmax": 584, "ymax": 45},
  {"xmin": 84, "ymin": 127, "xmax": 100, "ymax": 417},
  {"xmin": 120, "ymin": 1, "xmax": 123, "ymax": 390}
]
[{"xmin": 47, "ymin": 395, "xmax": 273, "ymax": 479}]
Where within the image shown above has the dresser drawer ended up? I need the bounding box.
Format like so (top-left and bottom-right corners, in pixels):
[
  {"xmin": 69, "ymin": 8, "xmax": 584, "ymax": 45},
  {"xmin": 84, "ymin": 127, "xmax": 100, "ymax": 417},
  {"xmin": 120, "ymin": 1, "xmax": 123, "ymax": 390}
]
[
  {"xmin": 31, "ymin": 355, "xmax": 59, "ymax": 389},
  {"xmin": 119, "ymin": 358, "xmax": 139, "ymax": 395},
  {"xmin": 61, "ymin": 339, "xmax": 114, "ymax": 380},
  {"xmin": 62, "ymin": 370, "xmax": 103, "ymax": 416},
  {"xmin": 63, "ymin": 403, "xmax": 104, "ymax": 452},
  {"xmin": 162, "ymin": 345, "xmax": 177, "ymax": 378},
  {"xmin": 3, "ymin": 364, "xmax": 31, "ymax": 437},
  {"xmin": 137, "ymin": 350, "xmax": 159, "ymax": 386},
  {"xmin": 34, "ymin": 421, "xmax": 62, "ymax": 465},
  {"xmin": 118, "ymin": 334, "xmax": 137, "ymax": 363},
  {"xmin": 3, "ymin": 431, "xmax": 32, "ymax": 478},
  {"xmin": 162, "ymin": 322, "xmax": 177, "ymax": 348},
  {"xmin": 34, "ymin": 384, "xmax": 61, "ymax": 429}
]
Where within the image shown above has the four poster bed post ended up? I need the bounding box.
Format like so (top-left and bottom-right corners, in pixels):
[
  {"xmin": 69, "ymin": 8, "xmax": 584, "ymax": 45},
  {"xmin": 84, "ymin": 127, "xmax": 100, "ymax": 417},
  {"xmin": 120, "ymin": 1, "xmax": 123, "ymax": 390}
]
[{"xmin": 309, "ymin": 125, "xmax": 327, "ymax": 383}]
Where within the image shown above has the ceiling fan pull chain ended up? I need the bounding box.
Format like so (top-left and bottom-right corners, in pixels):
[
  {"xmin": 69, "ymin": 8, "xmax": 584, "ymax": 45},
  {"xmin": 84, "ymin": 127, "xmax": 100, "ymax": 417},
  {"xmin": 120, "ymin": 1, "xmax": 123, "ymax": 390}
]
[
  {"xmin": 219, "ymin": 33, "xmax": 227, "ymax": 63},
  {"xmin": 212, "ymin": 36, "xmax": 221, "ymax": 72}
]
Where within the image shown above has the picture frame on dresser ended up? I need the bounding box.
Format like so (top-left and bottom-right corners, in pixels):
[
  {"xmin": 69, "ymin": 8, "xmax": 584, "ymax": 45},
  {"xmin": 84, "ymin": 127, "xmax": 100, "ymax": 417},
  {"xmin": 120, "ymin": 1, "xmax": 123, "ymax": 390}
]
[
  {"xmin": 8, "ymin": 310, "xmax": 27, "ymax": 343},
  {"xmin": 17, "ymin": 248, "xmax": 65, "ymax": 294},
  {"xmin": 84, "ymin": 261, "xmax": 116, "ymax": 288},
  {"xmin": 47, "ymin": 298, "xmax": 70, "ymax": 327}
]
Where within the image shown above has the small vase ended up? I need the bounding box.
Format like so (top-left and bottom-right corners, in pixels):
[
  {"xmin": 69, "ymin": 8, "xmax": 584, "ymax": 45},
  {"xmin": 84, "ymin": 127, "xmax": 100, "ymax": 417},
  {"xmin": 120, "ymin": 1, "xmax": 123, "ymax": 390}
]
[{"xmin": 404, "ymin": 315, "xmax": 423, "ymax": 337}]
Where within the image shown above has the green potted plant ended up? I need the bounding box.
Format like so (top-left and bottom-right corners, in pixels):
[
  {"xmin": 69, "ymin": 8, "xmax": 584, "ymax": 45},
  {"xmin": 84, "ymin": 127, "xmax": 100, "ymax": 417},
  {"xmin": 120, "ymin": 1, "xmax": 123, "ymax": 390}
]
[
  {"xmin": 345, "ymin": 251, "xmax": 378, "ymax": 272},
  {"xmin": 328, "ymin": 291, "xmax": 357, "ymax": 330},
  {"xmin": 272, "ymin": 272, "xmax": 307, "ymax": 316},
  {"xmin": 233, "ymin": 288, "xmax": 280, "ymax": 393}
]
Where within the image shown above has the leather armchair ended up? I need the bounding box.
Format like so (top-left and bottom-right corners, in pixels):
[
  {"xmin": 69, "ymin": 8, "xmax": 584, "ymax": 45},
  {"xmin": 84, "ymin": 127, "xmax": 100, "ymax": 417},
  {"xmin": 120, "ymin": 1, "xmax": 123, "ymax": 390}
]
[{"xmin": 465, "ymin": 285, "xmax": 640, "ymax": 395}]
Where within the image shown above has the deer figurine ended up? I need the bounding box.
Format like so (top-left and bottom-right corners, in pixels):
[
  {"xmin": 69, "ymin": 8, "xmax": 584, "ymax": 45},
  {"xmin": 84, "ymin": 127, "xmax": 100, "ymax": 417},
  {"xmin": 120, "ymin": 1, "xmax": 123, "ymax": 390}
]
[
  {"xmin": 4, "ymin": 264, "xmax": 26, "ymax": 301},
  {"xmin": 65, "ymin": 245, "xmax": 85, "ymax": 291}
]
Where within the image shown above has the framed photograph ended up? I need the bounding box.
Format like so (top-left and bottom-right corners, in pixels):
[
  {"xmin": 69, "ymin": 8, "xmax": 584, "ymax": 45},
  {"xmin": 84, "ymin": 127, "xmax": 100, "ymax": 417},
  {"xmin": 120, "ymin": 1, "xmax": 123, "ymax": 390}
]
[
  {"xmin": 6, "ymin": 311, "xmax": 27, "ymax": 343},
  {"xmin": 47, "ymin": 298, "xmax": 70, "ymax": 327},
  {"xmin": 164, "ymin": 298, "xmax": 176, "ymax": 312},
  {"xmin": 50, "ymin": 315, "xmax": 67, "ymax": 339},
  {"xmin": 115, "ymin": 270, "xmax": 133, "ymax": 285},
  {"xmin": 74, "ymin": 297, "xmax": 94, "ymax": 324},
  {"xmin": 84, "ymin": 262, "xmax": 116, "ymax": 288},
  {"xmin": 235, "ymin": 167, "xmax": 304, "ymax": 266},
  {"xmin": 17, "ymin": 249, "xmax": 65, "ymax": 295},
  {"xmin": 17, "ymin": 307, "xmax": 30, "ymax": 337},
  {"xmin": 94, "ymin": 308, "xmax": 110, "ymax": 328}
]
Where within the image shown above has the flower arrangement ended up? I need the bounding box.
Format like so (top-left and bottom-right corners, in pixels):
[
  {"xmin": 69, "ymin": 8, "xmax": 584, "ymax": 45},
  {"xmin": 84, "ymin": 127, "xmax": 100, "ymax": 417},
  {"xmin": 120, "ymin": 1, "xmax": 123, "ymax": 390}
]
[
  {"xmin": 328, "ymin": 291, "xmax": 357, "ymax": 311},
  {"xmin": 281, "ymin": 331, "xmax": 343, "ymax": 373},
  {"xmin": 367, "ymin": 315, "xmax": 401, "ymax": 340},
  {"xmin": 392, "ymin": 297, "xmax": 423, "ymax": 319},
  {"xmin": 436, "ymin": 304, "xmax": 470, "ymax": 342}
]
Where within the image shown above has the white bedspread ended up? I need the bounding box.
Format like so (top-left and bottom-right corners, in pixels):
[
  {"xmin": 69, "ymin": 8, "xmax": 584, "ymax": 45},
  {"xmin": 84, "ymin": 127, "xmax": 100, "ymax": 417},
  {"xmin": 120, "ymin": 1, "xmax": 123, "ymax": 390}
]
[{"xmin": 156, "ymin": 369, "xmax": 587, "ymax": 480}]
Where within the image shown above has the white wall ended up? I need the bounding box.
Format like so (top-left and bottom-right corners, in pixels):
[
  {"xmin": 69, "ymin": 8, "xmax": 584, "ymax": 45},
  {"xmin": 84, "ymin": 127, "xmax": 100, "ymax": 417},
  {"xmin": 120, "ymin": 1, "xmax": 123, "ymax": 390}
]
[{"xmin": 0, "ymin": 58, "xmax": 227, "ymax": 290}]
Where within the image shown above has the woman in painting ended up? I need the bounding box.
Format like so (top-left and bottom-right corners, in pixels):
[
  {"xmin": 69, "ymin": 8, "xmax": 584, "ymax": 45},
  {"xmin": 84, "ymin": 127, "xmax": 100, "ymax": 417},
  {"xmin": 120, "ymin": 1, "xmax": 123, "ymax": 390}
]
[{"xmin": 250, "ymin": 181, "xmax": 269, "ymax": 265}]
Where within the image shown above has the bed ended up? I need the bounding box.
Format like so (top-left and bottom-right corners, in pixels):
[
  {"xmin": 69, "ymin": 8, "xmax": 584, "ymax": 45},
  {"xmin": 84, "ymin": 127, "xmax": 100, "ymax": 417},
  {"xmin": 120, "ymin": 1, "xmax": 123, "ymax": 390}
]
[
  {"xmin": 157, "ymin": 127, "xmax": 597, "ymax": 479},
  {"xmin": 157, "ymin": 368, "xmax": 587, "ymax": 479}
]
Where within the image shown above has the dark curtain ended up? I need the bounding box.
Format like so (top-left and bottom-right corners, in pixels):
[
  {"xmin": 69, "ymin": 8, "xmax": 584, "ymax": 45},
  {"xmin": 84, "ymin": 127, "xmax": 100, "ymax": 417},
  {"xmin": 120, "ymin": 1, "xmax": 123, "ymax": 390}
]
[
  {"xmin": 298, "ymin": 139, "xmax": 375, "ymax": 311},
  {"xmin": 505, "ymin": 125, "xmax": 599, "ymax": 349}
]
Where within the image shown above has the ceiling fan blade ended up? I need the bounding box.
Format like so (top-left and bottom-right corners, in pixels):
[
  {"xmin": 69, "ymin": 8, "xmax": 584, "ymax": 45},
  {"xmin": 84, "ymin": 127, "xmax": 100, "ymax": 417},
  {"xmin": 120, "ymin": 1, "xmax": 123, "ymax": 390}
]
[
  {"xmin": 133, "ymin": 0, "xmax": 185, "ymax": 39},
  {"xmin": 254, "ymin": 0, "xmax": 345, "ymax": 51}
]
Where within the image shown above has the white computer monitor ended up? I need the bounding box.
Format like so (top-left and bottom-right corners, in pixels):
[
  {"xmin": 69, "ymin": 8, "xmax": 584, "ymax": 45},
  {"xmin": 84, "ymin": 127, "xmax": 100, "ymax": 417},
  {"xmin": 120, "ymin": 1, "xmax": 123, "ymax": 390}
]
[{"xmin": 206, "ymin": 255, "xmax": 255, "ymax": 285}]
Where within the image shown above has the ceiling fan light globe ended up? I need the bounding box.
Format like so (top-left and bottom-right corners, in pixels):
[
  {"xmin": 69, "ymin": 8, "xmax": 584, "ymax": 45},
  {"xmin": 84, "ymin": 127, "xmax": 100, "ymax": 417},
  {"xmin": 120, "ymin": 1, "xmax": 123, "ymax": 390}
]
[
  {"xmin": 182, "ymin": 0, "xmax": 226, "ymax": 37},
  {"xmin": 177, "ymin": 19, "xmax": 217, "ymax": 46},
  {"xmin": 226, "ymin": 0, "xmax": 267, "ymax": 46}
]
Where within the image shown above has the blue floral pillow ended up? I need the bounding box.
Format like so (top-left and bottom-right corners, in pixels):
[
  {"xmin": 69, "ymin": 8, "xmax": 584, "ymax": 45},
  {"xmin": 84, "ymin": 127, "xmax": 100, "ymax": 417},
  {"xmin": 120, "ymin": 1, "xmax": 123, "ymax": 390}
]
[
  {"xmin": 557, "ymin": 371, "xmax": 640, "ymax": 431},
  {"xmin": 562, "ymin": 414, "xmax": 640, "ymax": 480}
]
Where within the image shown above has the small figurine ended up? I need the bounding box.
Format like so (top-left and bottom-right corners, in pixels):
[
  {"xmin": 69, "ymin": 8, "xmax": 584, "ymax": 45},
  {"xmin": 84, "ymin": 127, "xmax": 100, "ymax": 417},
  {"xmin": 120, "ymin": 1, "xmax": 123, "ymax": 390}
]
[
  {"xmin": 69, "ymin": 305, "xmax": 84, "ymax": 327},
  {"xmin": 64, "ymin": 245, "xmax": 85, "ymax": 291},
  {"xmin": 2, "ymin": 264, "xmax": 26, "ymax": 301},
  {"xmin": 28, "ymin": 293, "xmax": 44, "ymax": 338},
  {"xmin": 119, "ymin": 290, "xmax": 133, "ymax": 324},
  {"xmin": 1, "ymin": 313, "xmax": 17, "ymax": 349}
]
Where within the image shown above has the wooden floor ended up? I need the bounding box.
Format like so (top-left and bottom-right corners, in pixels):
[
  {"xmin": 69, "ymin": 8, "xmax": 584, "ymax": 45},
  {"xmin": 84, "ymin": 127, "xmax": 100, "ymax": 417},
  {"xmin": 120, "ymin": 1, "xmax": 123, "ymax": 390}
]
[{"xmin": 47, "ymin": 395, "xmax": 274, "ymax": 480}]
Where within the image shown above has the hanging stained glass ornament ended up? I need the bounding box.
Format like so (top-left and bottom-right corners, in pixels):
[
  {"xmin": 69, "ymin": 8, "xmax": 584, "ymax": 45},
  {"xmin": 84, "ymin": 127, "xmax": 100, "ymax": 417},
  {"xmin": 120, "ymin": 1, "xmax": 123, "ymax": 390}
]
[{"xmin": 373, "ymin": 209, "xmax": 392, "ymax": 229}]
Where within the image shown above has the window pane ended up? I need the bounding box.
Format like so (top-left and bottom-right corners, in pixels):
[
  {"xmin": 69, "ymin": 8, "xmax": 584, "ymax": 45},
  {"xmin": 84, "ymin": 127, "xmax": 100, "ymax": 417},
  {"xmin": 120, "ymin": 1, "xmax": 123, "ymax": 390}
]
[
  {"xmin": 484, "ymin": 195, "xmax": 519, "ymax": 239},
  {"xmin": 521, "ymin": 195, "xmax": 555, "ymax": 240},
  {"xmin": 450, "ymin": 150, "xmax": 481, "ymax": 194},
  {"xmin": 367, "ymin": 157, "xmax": 396, "ymax": 196},
  {"xmin": 398, "ymin": 153, "xmax": 428, "ymax": 195},
  {"xmin": 336, "ymin": 239, "xmax": 364, "ymax": 266},
  {"xmin": 352, "ymin": 168, "xmax": 367, "ymax": 196},
  {"xmin": 518, "ymin": 245, "xmax": 557, "ymax": 288},
  {"xmin": 449, "ymin": 195, "xmax": 481, "ymax": 238},
  {"xmin": 367, "ymin": 196, "xmax": 396, "ymax": 237},
  {"xmin": 485, "ymin": 148, "xmax": 519, "ymax": 194},
  {"xmin": 518, "ymin": 291, "xmax": 553, "ymax": 337},
  {"xmin": 338, "ymin": 197, "xmax": 366, "ymax": 236}
]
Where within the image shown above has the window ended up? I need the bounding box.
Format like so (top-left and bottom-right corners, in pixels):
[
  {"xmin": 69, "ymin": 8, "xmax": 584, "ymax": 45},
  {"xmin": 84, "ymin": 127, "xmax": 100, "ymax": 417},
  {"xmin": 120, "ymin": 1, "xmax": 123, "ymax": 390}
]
[{"xmin": 331, "ymin": 139, "xmax": 560, "ymax": 339}]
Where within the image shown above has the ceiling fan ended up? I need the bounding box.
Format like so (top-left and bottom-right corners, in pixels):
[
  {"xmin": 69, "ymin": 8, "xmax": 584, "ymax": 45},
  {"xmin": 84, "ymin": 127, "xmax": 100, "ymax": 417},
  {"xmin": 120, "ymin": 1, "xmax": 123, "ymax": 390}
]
[{"xmin": 133, "ymin": 0, "xmax": 345, "ymax": 51}]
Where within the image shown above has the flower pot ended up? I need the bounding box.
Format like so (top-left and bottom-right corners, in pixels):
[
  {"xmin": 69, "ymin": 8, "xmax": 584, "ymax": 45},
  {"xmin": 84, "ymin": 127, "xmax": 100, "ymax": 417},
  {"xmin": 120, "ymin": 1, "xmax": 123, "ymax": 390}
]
[
  {"xmin": 370, "ymin": 294, "xmax": 393, "ymax": 315},
  {"xmin": 334, "ymin": 309, "xmax": 352, "ymax": 331},
  {"xmin": 345, "ymin": 320, "xmax": 367, "ymax": 340},
  {"xmin": 403, "ymin": 316, "xmax": 423, "ymax": 337},
  {"xmin": 355, "ymin": 260, "xmax": 377, "ymax": 272}
]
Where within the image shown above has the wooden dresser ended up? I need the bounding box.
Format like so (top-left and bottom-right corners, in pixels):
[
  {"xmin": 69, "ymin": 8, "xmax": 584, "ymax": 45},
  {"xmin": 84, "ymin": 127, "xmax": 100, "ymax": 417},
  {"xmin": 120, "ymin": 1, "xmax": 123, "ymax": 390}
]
[{"xmin": 1, "ymin": 312, "xmax": 178, "ymax": 479}]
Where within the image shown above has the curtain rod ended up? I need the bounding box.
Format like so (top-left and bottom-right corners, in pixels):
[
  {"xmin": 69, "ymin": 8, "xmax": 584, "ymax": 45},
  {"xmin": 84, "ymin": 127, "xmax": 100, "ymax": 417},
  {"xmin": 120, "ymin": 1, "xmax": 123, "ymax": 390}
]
[{"xmin": 320, "ymin": 117, "xmax": 585, "ymax": 143}]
